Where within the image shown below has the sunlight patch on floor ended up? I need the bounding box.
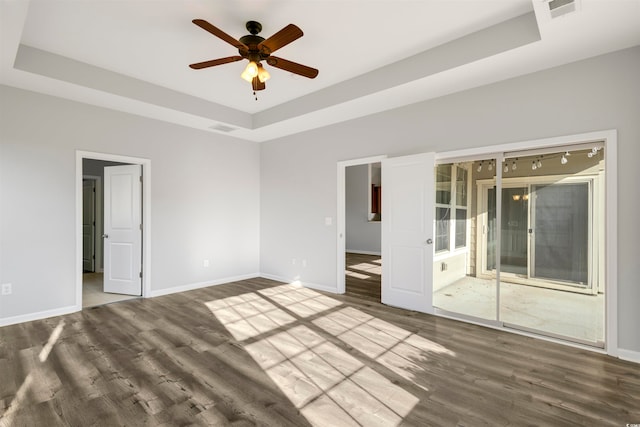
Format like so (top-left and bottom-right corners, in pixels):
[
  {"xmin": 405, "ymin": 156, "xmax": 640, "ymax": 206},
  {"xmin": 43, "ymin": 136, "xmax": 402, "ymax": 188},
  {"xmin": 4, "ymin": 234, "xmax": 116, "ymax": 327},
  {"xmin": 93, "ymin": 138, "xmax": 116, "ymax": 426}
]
[
  {"xmin": 204, "ymin": 284, "xmax": 445, "ymax": 426},
  {"xmin": 205, "ymin": 291, "xmax": 296, "ymax": 341},
  {"xmin": 345, "ymin": 271, "xmax": 371, "ymax": 279},
  {"xmin": 313, "ymin": 307, "xmax": 454, "ymax": 390},
  {"xmin": 1, "ymin": 320, "xmax": 65, "ymax": 426},
  {"xmin": 349, "ymin": 263, "xmax": 381, "ymax": 274}
]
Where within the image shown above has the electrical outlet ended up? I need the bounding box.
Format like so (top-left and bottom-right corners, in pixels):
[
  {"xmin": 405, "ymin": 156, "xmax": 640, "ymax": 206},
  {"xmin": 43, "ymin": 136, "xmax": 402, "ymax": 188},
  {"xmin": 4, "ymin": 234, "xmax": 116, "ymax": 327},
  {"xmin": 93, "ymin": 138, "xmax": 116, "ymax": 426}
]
[
  {"xmin": 1, "ymin": 283, "xmax": 12, "ymax": 295},
  {"xmin": 203, "ymin": 259, "xmax": 210, "ymax": 268}
]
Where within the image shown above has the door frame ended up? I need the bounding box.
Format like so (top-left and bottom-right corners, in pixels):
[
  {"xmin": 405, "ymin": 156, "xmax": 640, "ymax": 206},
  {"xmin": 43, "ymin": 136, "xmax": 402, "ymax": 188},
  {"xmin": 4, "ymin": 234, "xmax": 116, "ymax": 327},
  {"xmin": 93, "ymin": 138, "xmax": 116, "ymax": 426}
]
[
  {"xmin": 336, "ymin": 155, "xmax": 387, "ymax": 294},
  {"xmin": 75, "ymin": 151, "xmax": 151, "ymax": 309},
  {"xmin": 434, "ymin": 129, "xmax": 618, "ymax": 357}
]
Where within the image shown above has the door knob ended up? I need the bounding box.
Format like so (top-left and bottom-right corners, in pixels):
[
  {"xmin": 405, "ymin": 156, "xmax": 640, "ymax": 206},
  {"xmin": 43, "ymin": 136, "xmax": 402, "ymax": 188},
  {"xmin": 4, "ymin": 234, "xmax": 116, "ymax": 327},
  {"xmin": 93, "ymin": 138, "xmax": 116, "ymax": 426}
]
[
  {"xmin": 102, "ymin": 234, "xmax": 109, "ymax": 239},
  {"xmin": 426, "ymin": 238, "xmax": 433, "ymax": 245}
]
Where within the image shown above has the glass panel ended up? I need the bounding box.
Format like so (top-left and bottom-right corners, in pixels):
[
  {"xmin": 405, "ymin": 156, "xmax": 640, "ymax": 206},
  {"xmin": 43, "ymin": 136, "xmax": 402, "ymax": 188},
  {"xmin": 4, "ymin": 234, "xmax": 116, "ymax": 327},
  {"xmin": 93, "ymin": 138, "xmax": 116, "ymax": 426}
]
[
  {"xmin": 501, "ymin": 187, "xmax": 528, "ymax": 275},
  {"xmin": 435, "ymin": 207, "xmax": 450, "ymax": 252},
  {"xmin": 455, "ymin": 209, "xmax": 466, "ymax": 248},
  {"xmin": 486, "ymin": 187, "xmax": 497, "ymax": 271},
  {"xmin": 433, "ymin": 158, "xmax": 497, "ymax": 322},
  {"xmin": 456, "ymin": 168, "xmax": 467, "ymax": 206},
  {"xmin": 533, "ymin": 183, "xmax": 588, "ymax": 284},
  {"xmin": 435, "ymin": 164, "xmax": 451, "ymax": 205},
  {"xmin": 499, "ymin": 148, "xmax": 604, "ymax": 346}
]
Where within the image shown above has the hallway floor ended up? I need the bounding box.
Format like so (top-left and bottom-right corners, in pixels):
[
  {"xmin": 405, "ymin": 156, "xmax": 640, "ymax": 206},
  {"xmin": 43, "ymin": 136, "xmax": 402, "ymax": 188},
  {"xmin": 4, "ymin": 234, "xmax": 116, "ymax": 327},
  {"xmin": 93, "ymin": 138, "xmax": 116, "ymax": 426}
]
[{"xmin": 83, "ymin": 273, "xmax": 139, "ymax": 308}]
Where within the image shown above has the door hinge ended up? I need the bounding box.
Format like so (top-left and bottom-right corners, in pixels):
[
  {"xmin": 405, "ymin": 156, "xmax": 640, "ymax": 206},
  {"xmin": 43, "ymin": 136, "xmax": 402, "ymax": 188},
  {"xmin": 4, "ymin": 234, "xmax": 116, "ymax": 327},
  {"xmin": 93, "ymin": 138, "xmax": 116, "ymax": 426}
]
[
  {"xmin": 140, "ymin": 223, "xmax": 143, "ymax": 231},
  {"xmin": 139, "ymin": 272, "xmax": 142, "ymax": 278}
]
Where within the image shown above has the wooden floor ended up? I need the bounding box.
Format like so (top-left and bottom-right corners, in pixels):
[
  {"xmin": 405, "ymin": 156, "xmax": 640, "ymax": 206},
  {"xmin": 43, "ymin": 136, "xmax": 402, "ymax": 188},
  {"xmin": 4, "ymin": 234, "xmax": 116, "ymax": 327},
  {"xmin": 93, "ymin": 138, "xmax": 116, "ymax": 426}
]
[
  {"xmin": 345, "ymin": 252, "xmax": 381, "ymax": 303},
  {"xmin": 1, "ymin": 277, "xmax": 639, "ymax": 426}
]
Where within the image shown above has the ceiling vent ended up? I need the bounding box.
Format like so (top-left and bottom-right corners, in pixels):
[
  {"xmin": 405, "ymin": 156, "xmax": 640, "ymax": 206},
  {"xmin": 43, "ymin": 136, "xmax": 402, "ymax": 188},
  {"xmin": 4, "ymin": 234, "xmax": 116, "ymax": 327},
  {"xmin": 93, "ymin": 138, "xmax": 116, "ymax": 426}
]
[
  {"xmin": 547, "ymin": 0, "xmax": 578, "ymax": 18},
  {"xmin": 208, "ymin": 124, "xmax": 237, "ymax": 133}
]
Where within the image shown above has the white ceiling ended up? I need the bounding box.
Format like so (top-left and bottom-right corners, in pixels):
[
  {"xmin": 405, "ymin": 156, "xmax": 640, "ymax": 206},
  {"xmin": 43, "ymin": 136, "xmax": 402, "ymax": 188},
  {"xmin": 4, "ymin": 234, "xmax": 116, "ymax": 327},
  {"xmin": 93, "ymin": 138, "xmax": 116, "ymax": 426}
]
[{"xmin": 1, "ymin": 0, "xmax": 639, "ymax": 142}]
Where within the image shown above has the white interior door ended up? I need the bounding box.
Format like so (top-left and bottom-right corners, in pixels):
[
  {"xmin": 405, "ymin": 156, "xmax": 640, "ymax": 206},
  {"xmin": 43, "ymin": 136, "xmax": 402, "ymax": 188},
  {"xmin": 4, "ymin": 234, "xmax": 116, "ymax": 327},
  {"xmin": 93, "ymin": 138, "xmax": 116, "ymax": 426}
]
[
  {"xmin": 381, "ymin": 152, "xmax": 435, "ymax": 313},
  {"xmin": 82, "ymin": 179, "xmax": 96, "ymax": 272},
  {"xmin": 104, "ymin": 165, "xmax": 142, "ymax": 295}
]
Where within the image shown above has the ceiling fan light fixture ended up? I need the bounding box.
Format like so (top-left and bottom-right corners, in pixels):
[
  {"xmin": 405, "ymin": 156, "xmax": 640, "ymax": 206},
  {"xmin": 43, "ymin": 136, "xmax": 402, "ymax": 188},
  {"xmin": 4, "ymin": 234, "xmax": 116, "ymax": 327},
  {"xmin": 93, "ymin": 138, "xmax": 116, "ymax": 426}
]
[
  {"xmin": 257, "ymin": 63, "xmax": 271, "ymax": 83},
  {"xmin": 190, "ymin": 19, "xmax": 318, "ymax": 93},
  {"xmin": 241, "ymin": 61, "xmax": 259, "ymax": 82}
]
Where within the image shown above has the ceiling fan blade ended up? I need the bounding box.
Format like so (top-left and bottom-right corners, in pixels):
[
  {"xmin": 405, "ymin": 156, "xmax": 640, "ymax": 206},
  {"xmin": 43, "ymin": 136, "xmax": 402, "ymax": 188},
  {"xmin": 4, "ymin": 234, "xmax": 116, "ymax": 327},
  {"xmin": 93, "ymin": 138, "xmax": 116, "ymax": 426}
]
[
  {"xmin": 258, "ymin": 24, "xmax": 303, "ymax": 54},
  {"xmin": 192, "ymin": 19, "xmax": 248, "ymax": 51},
  {"xmin": 189, "ymin": 56, "xmax": 244, "ymax": 69},
  {"xmin": 266, "ymin": 56, "xmax": 319, "ymax": 79},
  {"xmin": 252, "ymin": 76, "xmax": 266, "ymax": 91}
]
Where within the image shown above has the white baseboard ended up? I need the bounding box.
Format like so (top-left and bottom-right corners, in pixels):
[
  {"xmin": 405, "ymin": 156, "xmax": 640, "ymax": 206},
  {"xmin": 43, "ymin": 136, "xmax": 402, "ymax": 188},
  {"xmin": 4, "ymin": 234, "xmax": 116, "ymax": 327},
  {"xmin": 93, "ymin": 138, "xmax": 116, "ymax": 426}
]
[
  {"xmin": 346, "ymin": 250, "xmax": 382, "ymax": 256},
  {"xmin": 149, "ymin": 273, "xmax": 260, "ymax": 298},
  {"xmin": 0, "ymin": 305, "xmax": 78, "ymax": 328},
  {"xmin": 259, "ymin": 273, "xmax": 338, "ymax": 294},
  {"xmin": 618, "ymin": 348, "xmax": 640, "ymax": 364}
]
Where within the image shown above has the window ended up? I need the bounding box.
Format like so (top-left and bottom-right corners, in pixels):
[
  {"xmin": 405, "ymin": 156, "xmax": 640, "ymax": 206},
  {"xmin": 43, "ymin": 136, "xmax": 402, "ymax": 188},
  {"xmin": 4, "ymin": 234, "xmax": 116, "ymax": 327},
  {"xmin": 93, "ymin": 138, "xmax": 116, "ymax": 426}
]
[
  {"xmin": 455, "ymin": 167, "xmax": 468, "ymax": 249},
  {"xmin": 435, "ymin": 163, "xmax": 469, "ymax": 253}
]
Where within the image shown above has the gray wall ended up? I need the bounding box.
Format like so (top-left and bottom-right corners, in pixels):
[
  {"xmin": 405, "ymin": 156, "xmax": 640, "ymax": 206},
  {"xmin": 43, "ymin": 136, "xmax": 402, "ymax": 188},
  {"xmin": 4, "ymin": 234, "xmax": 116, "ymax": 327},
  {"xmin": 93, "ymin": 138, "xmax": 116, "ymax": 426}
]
[
  {"xmin": 260, "ymin": 46, "xmax": 640, "ymax": 354},
  {"xmin": 0, "ymin": 86, "xmax": 260, "ymax": 319},
  {"xmin": 345, "ymin": 164, "xmax": 381, "ymax": 254}
]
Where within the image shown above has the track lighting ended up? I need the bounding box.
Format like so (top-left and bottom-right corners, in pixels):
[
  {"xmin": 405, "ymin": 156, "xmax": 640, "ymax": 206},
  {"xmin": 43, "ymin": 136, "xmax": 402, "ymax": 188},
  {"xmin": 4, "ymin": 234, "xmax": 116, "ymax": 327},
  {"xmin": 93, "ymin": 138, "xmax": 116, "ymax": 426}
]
[
  {"xmin": 512, "ymin": 161, "xmax": 517, "ymax": 171},
  {"xmin": 588, "ymin": 146, "xmax": 601, "ymax": 158},
  {"xmin": 532, "ymin": 160, "xmax": 537, "ymax": 171},
  {"xmin": 477, "ymin": 162, "xmax": 483, "ymax": 172},
  {"xmin": 488, "ymin": 161, "xmax": 493, "ymax": 171},
  {"xmin": 561, "ymin": 154, "xmax": 568, "ymax": 165},
  {"xmin": 537, "ymin": 158, "xmax": 542, "ymax": 168}
]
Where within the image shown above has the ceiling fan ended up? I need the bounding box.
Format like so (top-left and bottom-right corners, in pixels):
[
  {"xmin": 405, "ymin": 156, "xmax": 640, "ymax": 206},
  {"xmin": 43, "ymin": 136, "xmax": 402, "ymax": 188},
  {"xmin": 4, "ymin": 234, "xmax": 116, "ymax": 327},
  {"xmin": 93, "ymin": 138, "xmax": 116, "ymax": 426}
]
[{"xmin": 189, "ymin": 19, "xmax": 319, "ymax": 93}]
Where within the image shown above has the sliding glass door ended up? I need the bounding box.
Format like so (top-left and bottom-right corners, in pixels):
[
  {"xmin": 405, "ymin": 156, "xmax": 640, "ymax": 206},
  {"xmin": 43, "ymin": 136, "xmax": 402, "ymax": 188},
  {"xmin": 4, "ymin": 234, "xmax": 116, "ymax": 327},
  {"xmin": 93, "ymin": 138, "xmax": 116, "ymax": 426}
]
[{"xmin": 433, "ymin": 144, "xmax": 605, "ymax": 346}]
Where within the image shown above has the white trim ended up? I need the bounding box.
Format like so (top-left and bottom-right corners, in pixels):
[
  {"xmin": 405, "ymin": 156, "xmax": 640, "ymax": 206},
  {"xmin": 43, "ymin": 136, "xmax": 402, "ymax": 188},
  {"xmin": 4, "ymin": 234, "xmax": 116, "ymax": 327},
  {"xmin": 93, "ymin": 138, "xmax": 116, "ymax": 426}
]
[
  {"xmin": 603, "ymin": 130, "xmax": 618, "ymax": 356},
  {"xmin": 260, "ymin": 273, "xmax": 338, "ymax": 294},
  {"xmin": 618, "ymin": 349, "xmax": 640, "ymax": 364},
  {"xmin": 0, "ymin": 305, "xmax": 77, "ymax": 327},
  {"xmin": 345, "ymin": 250, "xmax": 382, "ymax": 256},
  {"xmin": 336, "ymin": 155, "xmax": 387, "ymax": 294},
  {"xmin": 435, "ymin": 308, "xmax": 609, "ymax": 355},
  {"xmin": 76, "ymin": 151, "xmax": 152, "ymax": 312},
  {"xmin": 434, "ymin": 130, "xmax": 611, "ymax": 162},
  {"xmin": 149, "ymin": 273, "xmax": 260, "ymax": 298},
  {"xmin": 431, "ymin": 129, "xmax": 618, "ymax": 357}
]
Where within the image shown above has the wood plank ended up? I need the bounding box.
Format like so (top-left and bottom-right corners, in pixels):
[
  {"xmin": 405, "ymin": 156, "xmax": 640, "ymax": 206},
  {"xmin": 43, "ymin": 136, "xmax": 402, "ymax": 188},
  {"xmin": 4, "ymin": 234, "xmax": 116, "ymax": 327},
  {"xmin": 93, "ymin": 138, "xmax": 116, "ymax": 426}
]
[{"xmin": 0, "ymin": 276, "xmax": 638, "ymax": 426}]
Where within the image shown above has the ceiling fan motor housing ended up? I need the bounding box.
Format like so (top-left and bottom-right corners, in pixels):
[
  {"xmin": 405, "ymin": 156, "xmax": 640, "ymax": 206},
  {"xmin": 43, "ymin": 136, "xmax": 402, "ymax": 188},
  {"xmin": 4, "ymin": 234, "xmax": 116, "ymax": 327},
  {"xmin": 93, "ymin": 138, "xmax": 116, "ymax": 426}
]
[{"xmin": 245, "ymin": 21, "xmax": 262, "ymax": 35}]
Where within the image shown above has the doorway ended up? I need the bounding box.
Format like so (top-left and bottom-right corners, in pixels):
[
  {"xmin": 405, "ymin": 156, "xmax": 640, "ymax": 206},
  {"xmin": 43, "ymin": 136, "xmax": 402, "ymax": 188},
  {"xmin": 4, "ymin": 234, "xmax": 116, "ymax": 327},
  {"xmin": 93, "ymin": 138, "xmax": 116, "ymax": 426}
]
[
  {"xmin": 344, "ymin": 162, "xmax": 382, "ymax": 301},
  {"xmin": 337, "ymin": 155, "xmax": 386, "ymax": 295},
  {"xmin": 76, "ymin": 152, "xmax": 150, "ymax": 310},
  {"xmin": 345, "ymin": 162, "xmax": 382, "ymax": 302}
]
